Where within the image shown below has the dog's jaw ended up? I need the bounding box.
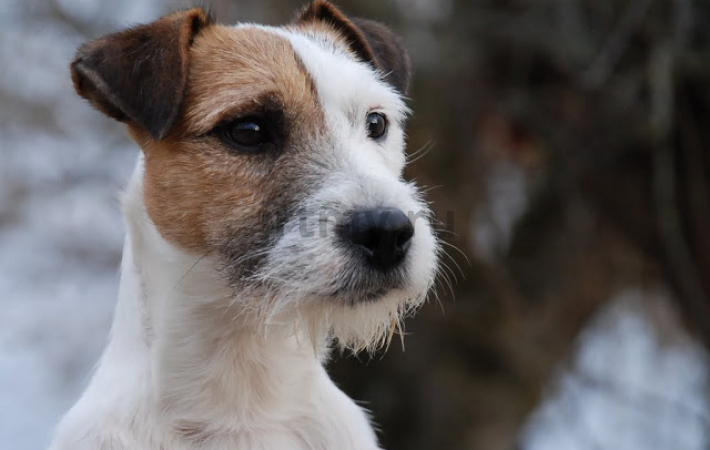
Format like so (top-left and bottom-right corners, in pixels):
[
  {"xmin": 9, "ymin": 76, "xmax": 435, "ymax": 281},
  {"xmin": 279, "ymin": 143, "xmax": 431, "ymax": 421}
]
[{"xmin": 50, "ymin": 158, "xmax": 382, "ymax": 450}]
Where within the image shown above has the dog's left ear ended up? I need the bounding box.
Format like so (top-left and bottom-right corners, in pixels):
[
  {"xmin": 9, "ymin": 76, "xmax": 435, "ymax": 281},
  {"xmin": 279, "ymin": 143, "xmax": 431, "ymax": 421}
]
[{"xmin": 295, "ymin": 1, "xmax": 412, "ymax": 94}]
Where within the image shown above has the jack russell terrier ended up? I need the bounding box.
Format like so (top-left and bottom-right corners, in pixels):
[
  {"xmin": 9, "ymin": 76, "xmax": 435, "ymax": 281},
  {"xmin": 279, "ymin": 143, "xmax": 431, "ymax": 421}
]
[{"xmin": 50, "ymin": 1, "xmax": 439, "ymax": 449}]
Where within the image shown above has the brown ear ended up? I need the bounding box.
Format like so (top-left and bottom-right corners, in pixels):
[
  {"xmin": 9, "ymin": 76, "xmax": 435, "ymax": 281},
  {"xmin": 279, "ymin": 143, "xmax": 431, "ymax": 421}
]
[
  {"xmin": 295, "ymin": 1, "xmax": 411, "ymax": 94},
  {"xmin": 70, "ymin": 9, "xmax": 213, "ymax": 140}
]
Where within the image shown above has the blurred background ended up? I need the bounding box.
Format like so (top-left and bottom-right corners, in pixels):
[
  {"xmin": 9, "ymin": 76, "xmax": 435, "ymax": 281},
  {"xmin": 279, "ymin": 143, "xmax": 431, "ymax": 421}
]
[{"xmin": 2, "ymin": 0, "xmax": 710, "ymax": 449}]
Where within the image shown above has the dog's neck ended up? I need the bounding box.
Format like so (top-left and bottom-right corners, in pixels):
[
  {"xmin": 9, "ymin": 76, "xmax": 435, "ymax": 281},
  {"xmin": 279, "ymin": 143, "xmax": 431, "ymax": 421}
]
[{"xmin": 98, "ymin": 159, "xmax": 328, "ymax": 430}]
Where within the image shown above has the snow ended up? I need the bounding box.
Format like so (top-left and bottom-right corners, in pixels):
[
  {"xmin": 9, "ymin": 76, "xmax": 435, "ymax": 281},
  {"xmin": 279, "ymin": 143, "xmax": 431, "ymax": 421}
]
[
  {"xmin": 0, "ymin": 2, "xmax": 151, "ymax": 449},
  {"xmin": 522, "ymin": 289, "xmax": 710, "ymax": 450}
]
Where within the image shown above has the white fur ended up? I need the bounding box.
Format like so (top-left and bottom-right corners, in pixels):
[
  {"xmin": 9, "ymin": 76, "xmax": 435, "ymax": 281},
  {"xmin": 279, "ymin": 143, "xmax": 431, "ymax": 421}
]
[
  {"xmin": 256, "ymin": 25, "xmax": 438, "ymax": 351},
  {"xmin": 49, "ymin": 25, "xmax": 438, "ymax": 450}
]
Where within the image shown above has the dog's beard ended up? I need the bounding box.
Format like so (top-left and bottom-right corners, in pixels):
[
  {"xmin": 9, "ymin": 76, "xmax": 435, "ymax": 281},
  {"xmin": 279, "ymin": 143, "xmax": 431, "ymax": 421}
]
[
  {"xmin": 224, "ymin": 214, "xmax": 433, "ymax": 353},
  {"xmin": 319, "ymin": 289, "xmax": 425, "ymax": 352},
  {"xmin": 231, "ymin": 282, "xmax": 426, "ymax": 354}
]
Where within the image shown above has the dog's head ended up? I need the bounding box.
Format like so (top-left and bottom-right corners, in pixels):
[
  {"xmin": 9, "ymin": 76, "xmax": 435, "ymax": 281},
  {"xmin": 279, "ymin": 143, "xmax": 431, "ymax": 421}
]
[{"xmin": 71, "ymin": 1, "xmax": 438, "ymax": 351}]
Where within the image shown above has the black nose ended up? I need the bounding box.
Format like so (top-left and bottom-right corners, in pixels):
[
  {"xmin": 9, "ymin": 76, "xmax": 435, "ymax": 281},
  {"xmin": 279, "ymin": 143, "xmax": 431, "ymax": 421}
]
[{"xmin": 340, "ymin": 207, "xmax": 414, "ymax": 270}]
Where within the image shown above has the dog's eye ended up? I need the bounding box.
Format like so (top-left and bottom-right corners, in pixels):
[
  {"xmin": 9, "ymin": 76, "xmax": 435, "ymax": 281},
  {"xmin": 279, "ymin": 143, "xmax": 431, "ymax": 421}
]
[
  {"xmin": 366, "ymin": 112, "xmax": 388, "ymax": 140},
  {"xmin": 217, "ymin": 118, "xmax": 273, "ymax": 152}
]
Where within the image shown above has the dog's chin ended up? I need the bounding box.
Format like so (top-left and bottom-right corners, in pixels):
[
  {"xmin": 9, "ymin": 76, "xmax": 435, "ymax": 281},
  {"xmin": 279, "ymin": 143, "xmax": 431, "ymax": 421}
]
[
  {"xmin": 322, "ymin": 285, "xmax": 424, "ymax": 353},
  {"xmin": 326, "ymin": 276, "xmax": 404, "ymax": 305},
  {"xmin": 311, "ymin": 267, "xmax": 427, "ymax": 352},
  {"xmin": 237, "ymin": 236, "xmax": 436, "ymax": 352}
]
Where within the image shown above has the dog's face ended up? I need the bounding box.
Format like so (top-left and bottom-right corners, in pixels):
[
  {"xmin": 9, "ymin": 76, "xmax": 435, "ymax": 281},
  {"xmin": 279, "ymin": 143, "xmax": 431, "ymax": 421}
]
[{"xmin": 71, "ymin": 1, "xmax": 438, "ymax": 350}]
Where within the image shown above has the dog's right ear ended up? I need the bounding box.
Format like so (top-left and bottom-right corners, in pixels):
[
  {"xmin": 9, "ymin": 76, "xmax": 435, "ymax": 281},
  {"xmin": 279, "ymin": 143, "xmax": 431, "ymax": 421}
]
[
  {"xmin": 295, "ymin": 1, "xmax": 412, "ymax": 94},
  {"xmin": 70, "ymin": 9, "xmax": 213, "ymax": 141}
]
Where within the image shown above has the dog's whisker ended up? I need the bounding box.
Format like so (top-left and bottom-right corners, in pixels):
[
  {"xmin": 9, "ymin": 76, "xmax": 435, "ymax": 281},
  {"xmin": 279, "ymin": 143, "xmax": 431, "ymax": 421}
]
[
  {"xmin": 428, "ymin": 279, "xmax": 446, "ymax": 314},
  {"xmin": 169, "ymin": 251, "xmax": 212, "ymax": 293},
  {"xmin": 434, "ymin": 261, "xmax": 457, "ymax": 300},
  {"xmin": 432, "ymin": 227, "xmax": 461, "ymax": 240},
  {"xmin": 406, "ymin": 140, "xmax": 435, "ymax": 164},
  {"xmin": 418, "ymin": 184, "xmax": 444, "ymax": 196},
  {"xmin": 438, "ymin": 248, "xmax": 466, "ymax": 283},
  {"xmin": 439, "ymin": 240, "xmax": 470, "ymax": 267}
]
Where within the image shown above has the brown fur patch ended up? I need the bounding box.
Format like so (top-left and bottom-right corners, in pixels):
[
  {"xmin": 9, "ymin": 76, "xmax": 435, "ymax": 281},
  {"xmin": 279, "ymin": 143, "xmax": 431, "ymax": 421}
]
[{"xmin": 138, "ymin": 26, "xmax": 325, "ymax": 261}]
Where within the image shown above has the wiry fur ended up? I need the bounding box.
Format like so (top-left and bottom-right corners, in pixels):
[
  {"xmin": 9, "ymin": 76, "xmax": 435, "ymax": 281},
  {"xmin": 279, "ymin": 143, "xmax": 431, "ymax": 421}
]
[{"xmin": 50, "ymin": 4, "xmax": 438, "ymax": 450}]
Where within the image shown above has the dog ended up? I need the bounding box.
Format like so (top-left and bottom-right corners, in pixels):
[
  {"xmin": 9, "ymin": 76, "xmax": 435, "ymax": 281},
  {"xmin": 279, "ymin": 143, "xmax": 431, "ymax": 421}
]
[{"xmin": 49, "ymin": 1, "xmax": 438, "ymax": 449}]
